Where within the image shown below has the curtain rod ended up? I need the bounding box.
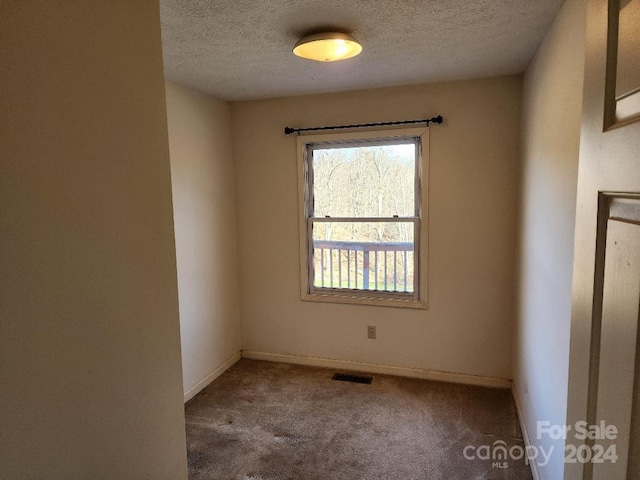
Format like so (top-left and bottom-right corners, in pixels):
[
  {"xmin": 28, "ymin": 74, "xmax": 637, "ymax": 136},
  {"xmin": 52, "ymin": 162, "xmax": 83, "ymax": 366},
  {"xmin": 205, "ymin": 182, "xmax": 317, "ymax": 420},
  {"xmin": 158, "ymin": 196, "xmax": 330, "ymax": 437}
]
[{"xmin": 284, "ymin": 115, "xmax": 443, "ymax": 135}]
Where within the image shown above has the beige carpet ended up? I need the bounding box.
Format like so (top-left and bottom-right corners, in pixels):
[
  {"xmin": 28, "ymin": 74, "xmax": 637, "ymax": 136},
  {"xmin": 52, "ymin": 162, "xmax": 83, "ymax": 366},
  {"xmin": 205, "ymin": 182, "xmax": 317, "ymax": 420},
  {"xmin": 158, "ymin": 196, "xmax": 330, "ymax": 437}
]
[{"xmin": 185, "ymin": 359, "xmax": 533, "ymax": 480}]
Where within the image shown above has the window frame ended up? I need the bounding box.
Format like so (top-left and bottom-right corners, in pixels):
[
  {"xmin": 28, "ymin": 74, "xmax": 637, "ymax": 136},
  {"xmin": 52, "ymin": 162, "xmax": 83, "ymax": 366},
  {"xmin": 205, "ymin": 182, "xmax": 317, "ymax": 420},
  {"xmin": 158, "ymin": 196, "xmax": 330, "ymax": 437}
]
[{"xmin": 296, "ymin": 127, "xmax": 429, "ymax": 309}]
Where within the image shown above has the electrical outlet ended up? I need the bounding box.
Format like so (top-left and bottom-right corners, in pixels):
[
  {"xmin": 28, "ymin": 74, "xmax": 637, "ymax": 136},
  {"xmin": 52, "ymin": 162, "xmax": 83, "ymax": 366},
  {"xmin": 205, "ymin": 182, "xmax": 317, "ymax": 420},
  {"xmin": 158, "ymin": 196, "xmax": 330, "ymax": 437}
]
[{"xmin": 367, "ymin": 325, "xmax": 376, "ymax": 339}]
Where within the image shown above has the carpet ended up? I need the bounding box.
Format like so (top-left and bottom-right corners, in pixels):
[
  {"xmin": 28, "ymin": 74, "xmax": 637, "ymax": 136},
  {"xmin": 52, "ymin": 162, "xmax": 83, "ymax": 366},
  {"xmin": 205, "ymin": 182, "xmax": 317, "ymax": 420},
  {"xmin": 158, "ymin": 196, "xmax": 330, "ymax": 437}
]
[{"xmin": 185, "ymin": 359, "xmax": 533, "ymax": 480}]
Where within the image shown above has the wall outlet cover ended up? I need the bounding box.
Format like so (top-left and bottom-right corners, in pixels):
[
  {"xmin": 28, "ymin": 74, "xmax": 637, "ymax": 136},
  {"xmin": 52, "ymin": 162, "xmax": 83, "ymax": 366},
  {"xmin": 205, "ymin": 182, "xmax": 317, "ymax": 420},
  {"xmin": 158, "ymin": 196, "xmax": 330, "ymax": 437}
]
[{"xmin": 367, "ymin": 326, "xmax": 376, "ymax": 339}]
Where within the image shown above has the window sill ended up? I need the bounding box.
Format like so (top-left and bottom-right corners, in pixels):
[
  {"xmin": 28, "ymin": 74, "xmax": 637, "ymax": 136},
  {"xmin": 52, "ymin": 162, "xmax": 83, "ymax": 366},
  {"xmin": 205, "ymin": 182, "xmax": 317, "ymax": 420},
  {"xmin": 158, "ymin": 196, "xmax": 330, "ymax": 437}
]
[{"xmin": 302, "ymin": 291, "xmax": 427, "ymax": 309}]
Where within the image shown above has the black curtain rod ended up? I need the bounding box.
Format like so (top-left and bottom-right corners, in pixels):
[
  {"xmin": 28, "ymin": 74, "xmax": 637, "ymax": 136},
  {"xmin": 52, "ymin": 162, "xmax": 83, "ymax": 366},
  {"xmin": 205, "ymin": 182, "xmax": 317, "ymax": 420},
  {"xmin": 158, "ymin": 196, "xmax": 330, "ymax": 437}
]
[{"xmin": 284, "ymin": 115, "xmax": 443, "ymax": 135}]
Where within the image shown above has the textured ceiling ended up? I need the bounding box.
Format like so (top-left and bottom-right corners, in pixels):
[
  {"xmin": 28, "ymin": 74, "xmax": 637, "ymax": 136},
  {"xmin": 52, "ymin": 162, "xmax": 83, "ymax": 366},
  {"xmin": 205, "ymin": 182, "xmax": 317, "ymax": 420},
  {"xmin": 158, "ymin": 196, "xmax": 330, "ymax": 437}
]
[{"xmin": 160, "ymin": 0, "xmax": 564, "ymax": 101}]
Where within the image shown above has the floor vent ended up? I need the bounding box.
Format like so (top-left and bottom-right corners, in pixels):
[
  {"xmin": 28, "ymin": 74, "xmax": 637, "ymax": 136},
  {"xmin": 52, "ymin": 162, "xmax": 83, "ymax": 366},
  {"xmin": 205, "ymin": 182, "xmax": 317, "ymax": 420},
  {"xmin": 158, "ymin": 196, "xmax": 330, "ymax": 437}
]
[{"xmin": 332, "ymin": 373, "xmax": 373, "ymax": 384}]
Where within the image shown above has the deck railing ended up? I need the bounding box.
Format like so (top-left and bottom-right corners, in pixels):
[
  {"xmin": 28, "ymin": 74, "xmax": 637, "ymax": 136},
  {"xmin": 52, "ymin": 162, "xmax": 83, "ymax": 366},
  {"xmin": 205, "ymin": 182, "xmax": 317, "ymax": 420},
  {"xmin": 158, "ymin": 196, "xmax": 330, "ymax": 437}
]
[{"xmin": 313, "ymin": 240, "xmax": 414, "ymax": 292}]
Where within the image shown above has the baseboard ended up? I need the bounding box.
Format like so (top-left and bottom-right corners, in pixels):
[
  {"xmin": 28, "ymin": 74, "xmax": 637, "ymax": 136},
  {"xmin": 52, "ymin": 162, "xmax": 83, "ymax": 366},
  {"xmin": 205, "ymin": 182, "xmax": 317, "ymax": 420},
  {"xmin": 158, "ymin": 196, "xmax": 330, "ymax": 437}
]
[
  {"xmin": 241, "ymin": 350, "xmax": 511, "ymax": 389},
  {"xmin": 184, "ymin": 351, "xmax": 241, "ymax": 403},
  {"xmin": 511, "ymin": 385, "xmax": 541, "ymax": 480}
]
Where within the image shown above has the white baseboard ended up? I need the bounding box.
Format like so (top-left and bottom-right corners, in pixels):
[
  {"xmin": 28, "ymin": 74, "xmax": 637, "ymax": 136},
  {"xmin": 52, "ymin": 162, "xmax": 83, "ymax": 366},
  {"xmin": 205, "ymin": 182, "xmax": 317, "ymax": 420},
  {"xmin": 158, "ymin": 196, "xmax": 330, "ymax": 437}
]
[
  {"xmin": 241, "ymin": 350, "xmax": 511, "ymax": 389},
  {"xmin": 183, "ymin": 351, "xmax": 241, "ymax": 403},
  {"xmin": 511, "ymin": 385, "xmax": 541, "ymax": 480}
]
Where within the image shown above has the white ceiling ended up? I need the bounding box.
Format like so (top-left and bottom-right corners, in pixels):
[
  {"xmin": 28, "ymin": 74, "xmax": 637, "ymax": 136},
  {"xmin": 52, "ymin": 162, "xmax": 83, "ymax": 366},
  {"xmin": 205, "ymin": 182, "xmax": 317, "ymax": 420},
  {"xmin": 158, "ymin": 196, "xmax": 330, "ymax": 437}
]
[{"xmin": 160, "ymin": 0, "xmax": 564, "ymax": 101}]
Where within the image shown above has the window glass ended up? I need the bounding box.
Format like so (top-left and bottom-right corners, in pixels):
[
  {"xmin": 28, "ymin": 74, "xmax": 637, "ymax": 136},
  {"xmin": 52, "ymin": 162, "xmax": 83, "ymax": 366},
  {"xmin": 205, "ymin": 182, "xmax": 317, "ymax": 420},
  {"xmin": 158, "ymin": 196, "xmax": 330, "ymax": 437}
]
[
  {"xmin": 312, "ymin": 221, "xmax": 415, "ymax": 292},
  {"xmin": 312, "ymin": 143, "xmax": 416, "ymax": 218}
]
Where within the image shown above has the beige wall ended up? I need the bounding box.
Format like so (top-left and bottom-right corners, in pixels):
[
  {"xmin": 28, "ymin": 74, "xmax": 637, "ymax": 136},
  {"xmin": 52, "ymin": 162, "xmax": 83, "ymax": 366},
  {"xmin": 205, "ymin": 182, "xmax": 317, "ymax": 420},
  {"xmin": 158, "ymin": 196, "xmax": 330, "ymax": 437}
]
[
  {"xmin": 0, "ymin": 2, "xmax": 187, "ymax": 479},
  {"xmin": 514, "ymin": 0, "xmax": 586, "ymax": 478},
  {"xmin": 231, "ymin": 77, "xmax": 521, "ymax": 380},
  {"xmin": 165, "ymin": 82, "xmax": 242, "ymax": 400}
]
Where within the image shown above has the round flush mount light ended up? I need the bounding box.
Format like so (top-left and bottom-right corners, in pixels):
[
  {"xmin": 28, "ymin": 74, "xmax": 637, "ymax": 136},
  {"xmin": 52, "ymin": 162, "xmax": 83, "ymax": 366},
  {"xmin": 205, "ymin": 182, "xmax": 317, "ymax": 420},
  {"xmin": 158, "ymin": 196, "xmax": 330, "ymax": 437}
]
[{"xmin": 293, "ymin": 32, "xmax": 362, "ymax": 62}]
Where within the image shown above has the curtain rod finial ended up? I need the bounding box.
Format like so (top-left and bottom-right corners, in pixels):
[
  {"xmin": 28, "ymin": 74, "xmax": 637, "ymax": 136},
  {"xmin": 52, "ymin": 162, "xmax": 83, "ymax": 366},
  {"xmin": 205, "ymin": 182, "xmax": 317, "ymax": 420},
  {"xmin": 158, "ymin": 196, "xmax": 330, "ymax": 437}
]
[{"xmin": 284, "ymin": 126, "xmax": 296, "ymax": 135}]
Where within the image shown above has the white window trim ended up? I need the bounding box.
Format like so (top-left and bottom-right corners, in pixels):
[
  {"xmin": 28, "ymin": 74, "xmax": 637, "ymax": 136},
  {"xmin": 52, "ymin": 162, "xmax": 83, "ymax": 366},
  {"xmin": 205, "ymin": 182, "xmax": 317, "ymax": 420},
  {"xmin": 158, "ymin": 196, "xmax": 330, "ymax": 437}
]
[{"xmin": 296, "ymin": 126, "xmax": 429, "ymax": 309}]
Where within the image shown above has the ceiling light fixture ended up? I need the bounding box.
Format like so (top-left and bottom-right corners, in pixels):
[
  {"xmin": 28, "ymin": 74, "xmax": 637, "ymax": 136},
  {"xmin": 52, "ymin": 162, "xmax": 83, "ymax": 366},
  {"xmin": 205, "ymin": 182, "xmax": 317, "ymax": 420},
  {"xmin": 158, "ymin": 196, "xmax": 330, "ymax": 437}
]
[{"xmin": 293, "ymin": 32, "xmax": 362, "ymax": 62}]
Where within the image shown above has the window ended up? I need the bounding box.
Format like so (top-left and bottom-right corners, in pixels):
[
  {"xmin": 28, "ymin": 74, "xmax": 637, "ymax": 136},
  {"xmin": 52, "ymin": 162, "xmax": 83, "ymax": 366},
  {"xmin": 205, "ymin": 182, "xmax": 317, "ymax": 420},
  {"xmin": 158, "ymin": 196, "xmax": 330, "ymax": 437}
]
[{"xmin": 297, "ymin": 128, "xmax": 428, "ymax": 308}]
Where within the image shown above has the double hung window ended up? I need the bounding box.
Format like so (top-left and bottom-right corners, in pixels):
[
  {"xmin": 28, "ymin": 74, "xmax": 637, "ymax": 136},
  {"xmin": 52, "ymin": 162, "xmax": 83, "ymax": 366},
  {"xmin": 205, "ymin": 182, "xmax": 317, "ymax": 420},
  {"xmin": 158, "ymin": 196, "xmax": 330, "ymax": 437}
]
[{"xmin": 297, "ymin": 128, "xmax": 429, "ymax": 308}]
